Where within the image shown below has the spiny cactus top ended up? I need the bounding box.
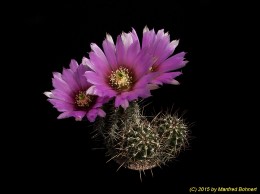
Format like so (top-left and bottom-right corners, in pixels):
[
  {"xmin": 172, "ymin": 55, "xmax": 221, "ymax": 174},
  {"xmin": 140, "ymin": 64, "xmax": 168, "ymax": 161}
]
[{"xmin": 96, "ymin": 102, "xmax": 189, "ymax": 171}]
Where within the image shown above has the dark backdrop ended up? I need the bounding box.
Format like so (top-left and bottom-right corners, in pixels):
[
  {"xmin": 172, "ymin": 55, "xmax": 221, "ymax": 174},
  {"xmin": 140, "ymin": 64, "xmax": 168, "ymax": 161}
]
[{"xmin": 16, "ymin": 0, "xmax": 258, "ymax": 192}]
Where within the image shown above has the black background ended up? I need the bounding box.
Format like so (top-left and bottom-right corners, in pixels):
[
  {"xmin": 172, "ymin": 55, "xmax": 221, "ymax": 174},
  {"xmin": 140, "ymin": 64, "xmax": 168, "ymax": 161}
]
[{"xmin": 14, "ymin": 0, "xmax": 259, "ymax": 192}]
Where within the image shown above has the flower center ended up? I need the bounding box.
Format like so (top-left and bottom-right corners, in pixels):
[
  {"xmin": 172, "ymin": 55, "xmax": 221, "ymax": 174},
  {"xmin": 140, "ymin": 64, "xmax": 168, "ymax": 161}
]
[
  {"xmin": 75, "ymin": 91, "xmax": 95, "ymax": 109},
  {"xmin": 109, "ymin": 66, "xmax": 133, "ymax": 91}
]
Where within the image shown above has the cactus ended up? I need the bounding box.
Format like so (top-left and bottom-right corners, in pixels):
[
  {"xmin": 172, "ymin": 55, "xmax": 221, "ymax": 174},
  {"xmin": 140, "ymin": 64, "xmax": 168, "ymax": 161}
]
[{"xmin": 94, "ymin": 101, "xmax": 189, "ymax": 172}]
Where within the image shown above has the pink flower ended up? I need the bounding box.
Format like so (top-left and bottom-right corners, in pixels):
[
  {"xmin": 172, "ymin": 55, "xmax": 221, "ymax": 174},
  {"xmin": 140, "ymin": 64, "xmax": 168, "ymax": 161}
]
[
  {"xmin": 84, "ymin": 28, "xmax": 154, "ymax": 109},
  {"xmin": 142, "ymin": 26, "xmax": 188, "ymax": 88},
  {"xmin": 44, "ymin": 59, "xmax": 108, "ymax": 122}
]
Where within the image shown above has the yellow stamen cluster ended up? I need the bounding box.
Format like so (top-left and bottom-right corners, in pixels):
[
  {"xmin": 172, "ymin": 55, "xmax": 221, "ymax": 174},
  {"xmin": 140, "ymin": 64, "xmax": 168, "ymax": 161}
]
[
  {"xmin": 75, "ymin": 91, "xmax": 94, "ymax": 108},
  {"xmin": 109, "ymin": 66, "xmax": 133, "ymax": 91}
]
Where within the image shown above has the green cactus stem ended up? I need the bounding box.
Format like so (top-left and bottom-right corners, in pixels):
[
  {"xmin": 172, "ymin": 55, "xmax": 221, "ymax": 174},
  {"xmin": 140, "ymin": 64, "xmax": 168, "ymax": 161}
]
[{"xmin": 94, "ymin": 101, "xmax": 189, "ymax": 171}]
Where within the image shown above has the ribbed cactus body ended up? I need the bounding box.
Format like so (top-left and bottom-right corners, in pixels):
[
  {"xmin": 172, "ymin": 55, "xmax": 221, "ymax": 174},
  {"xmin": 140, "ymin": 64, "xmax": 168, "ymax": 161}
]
[{"xmin": 95, "ymin": 101, "xmax": 189, "ymax": 171}]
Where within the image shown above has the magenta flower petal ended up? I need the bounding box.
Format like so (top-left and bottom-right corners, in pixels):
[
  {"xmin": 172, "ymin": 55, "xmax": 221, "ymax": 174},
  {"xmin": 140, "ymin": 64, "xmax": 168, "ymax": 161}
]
[
  {"xmin": 52, "ymin": 73, "xmax": 72, "ymax": 94},
  {"xmin": 71, "ymin": 111, "xmax": 87, "ymax": 121},
  {"xmin": 86, "ymin": 108, "xmax": 106, "ymax": 122},
  {"xmin": 120, "ymin": 91, "xmax": 138, "ymax": 102},
  {"xmin": 115, "ymin": 96, "xmax": 129, "ymax": 109},
  {"xmin": 82, "ymin": 57, "xmax": 95, "ymax": 70},
  {"xmin": 86, "ymin": 85, "xmax": 100, "ymax": 96},
  {"xmin": 125, "ymin": 41, "xmax": 140, "ymax": 65},
  {"xmin": 120, "ymin": 87, "xmax": 151, "ymax": 102},
  {"xmin": 133, "ymin": 74, "xmax": 154, "ymax": 89},
  {"xmin": 84, "ymin": 71, "xmax": 106, "ymax": 85},
  {"xmin": 115, "ymin": 35, "xmax": 126, "ymax": 66},
  {"xmin": 93, "ymin": 96, "xmax": 110, "ymax": 108},
  {"xmin": 95, "ymin": 85, "xmax": 117, "ymax": 97},
  {"xmin": 58, "ymin": 111, "xmax": 86, "ymax": 121},
  {"xmin": 87, "ymin": 85, "xmax": 117, "ymax": 98},
  {"xmin": 50, "ymin": 90, "xmax": 74, "ymax": 104},
  {"xmin": 142, "ymin": 26, "xmax": 156, "ymax": 48},
  {"xmin": 132, "ymin": 49, "xmax": 153, "ymax": 79},
  {"xmin": 57, "ymin": 112, "xmax": 72, "ymax": 119},
  {"xmin": 88, "ymin": 44, "xmax": 111, "ymax": 76},
  {"xmin": 157, "ymin": 40, "xmax": 179, "ymax": 64},
  {"xmin": 121, "ymin": 31, "xmax": 135, "ymax": 48},
  {"xmin": 159, "ymin": 52, "xmax": 188, "ymax": 72},
  {"xmin": 153, "ymin": 35, "xmax": 172, "ymax": 62},
  {"xmin": 62, "ymin": 68, "xmax": 81, "ymax": 91},
  {"xmin": 76, "ymin": 63, "xmax": 91, "ymax": 88},
  {"xmin": 152, "ymin": 72, "xmax": 182, "ymax": 85},
  {"xmin": 69, "ymin": 59, "xmax": 79, "ymax": 72},
  {"xmin": 97, "ymin": 109, "xmax": 106, "ymax": 117},
  {"xmin": 86, "ymin": 85, "xmax": 109, "ymax": 97},
  {"xmin": 130, "ymin": 28, "xmax": 140, "ymax": 44},
  {"xmin": 134, "ymin": 88, "xmax": 152, "ymax": 99},
  {"xmin": 102, "ymin": 34, "xmax": 118, "ymax": 69},
  {"xmin": 48, "ymin": 99, "xmax": 74, "ymax": 112},
  {"xmin": 148, "ymin": 84, "xmax": 160, "ymax": 90},
  {"xmin": 44, "ymin": 60, "xmax": 108, "ymax": 122}
]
